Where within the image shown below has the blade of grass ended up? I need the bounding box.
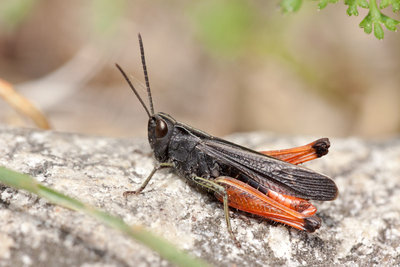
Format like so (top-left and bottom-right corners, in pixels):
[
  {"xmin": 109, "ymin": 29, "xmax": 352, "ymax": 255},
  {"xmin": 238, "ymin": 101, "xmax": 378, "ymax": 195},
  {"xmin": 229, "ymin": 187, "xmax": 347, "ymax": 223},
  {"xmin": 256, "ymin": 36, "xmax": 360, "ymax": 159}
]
[
  {"xmin": 0, "ymin": 78, "xmax": 51, "ymax": 129},
  {"xmin": 0, "ymin": 166, "xmax": 210, "ymax": 267}
]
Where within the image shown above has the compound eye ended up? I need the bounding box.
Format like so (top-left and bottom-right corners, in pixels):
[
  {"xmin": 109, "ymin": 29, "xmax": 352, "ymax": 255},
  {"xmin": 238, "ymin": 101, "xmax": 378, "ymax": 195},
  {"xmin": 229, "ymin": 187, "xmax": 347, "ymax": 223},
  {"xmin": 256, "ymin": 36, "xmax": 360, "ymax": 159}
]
[{"xmin": 155, "ymin": 119, "xmax": 168, "ymax": 138}]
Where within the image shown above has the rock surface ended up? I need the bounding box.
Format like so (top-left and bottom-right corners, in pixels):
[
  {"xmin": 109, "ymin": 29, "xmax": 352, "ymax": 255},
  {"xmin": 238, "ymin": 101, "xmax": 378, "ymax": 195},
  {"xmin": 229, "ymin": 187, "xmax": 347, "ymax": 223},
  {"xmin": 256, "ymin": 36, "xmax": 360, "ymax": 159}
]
[{"xmin": 0, "ymin": 125, "xmax": 399, "ymax": 266}]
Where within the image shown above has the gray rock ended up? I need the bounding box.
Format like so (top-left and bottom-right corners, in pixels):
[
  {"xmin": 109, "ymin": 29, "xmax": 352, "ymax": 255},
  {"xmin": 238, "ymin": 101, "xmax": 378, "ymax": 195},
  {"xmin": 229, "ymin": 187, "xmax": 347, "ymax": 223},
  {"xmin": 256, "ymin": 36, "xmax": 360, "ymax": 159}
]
[{"xmin": 0, "ymin": 125, "xmax": 399, "ymax": 266}]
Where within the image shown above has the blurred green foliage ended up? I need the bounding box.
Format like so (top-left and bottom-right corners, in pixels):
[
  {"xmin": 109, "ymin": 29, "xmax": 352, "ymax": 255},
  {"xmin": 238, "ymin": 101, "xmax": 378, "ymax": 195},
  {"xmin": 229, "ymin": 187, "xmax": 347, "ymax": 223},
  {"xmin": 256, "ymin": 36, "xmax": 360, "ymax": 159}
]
[
  {"xmin": 281, "ymin": 0, "xmax": 303, "ymax": 12},
  {"xmin": 0, "ymin": 0, "xmax": 36, "ymax": 31},
  {"xmin": 1, "ymin": 0, "xmax": 398, "ymax": 41},
  {"xmin": 281, "ymin": 0, "xmax": 400, "ymax": 39},
  {"xmin": 0, "ymin": 0, "xmax": 126, "ymax": 37},
  {"xmin": 91, "ymin": 0, "xmax": 127, "ymax": 36},
  {"xmin": 189, "ymin": 0, "xmax": 254, "ymax": 57}
]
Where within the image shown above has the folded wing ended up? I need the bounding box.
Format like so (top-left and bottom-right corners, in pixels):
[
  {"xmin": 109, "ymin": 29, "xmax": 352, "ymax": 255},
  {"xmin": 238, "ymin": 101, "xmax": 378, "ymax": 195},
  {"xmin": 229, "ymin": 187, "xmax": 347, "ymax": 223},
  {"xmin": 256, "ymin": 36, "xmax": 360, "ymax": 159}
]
[{"xmin": 198, "ymin": 139, "xmax": 338, "ymax": 201}]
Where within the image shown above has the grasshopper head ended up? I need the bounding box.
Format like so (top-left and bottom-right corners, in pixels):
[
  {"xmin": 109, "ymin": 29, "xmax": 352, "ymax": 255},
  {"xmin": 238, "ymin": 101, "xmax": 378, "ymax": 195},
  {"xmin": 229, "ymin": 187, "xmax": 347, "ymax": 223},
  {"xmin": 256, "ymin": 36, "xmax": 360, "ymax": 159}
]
[
  {"xmin": 148, "ymin": 112, "xmax": 176, "ymax": 162},
  {"xmin": 116, "ymin": 35, "xmax": 175, "ymax": 162}
]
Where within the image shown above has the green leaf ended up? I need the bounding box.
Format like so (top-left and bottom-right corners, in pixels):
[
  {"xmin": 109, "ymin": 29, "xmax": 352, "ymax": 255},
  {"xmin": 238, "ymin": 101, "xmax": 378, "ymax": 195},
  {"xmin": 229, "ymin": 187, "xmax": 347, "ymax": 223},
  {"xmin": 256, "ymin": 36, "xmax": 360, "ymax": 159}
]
[
  {"xmin": 281, "ymin": 0, "xmax": 399, "ymax": 39},
  {"xmin": 360, "ymin": 13, "xmax": 373, "ymax": 33},
  {"xmin": 360, "ymin": 0, "xmax": 400, "ymax": 38},
  {"xmin": 344, "ymin": 0, "xmax": 369, "ymax": 16},
  {"xmin": 0, "ymin": 166, "xmax": 210, "ymax": 267},
  {"xmin": 359, "ymin": 0, "xmax": 370, "ymax": 8},
  {"xmin": 380, "ymin": 0, "xmax": 391, "ymax": 9},
  {"xmin": 374, "ymin": 22, "xmax": 384, "ymax": 39},
  {"xmin": 316, "ymin": 0, "xmax": 339, "ymax": 10},
  {"xmin": 345, "ymin": 0, "xmax": 359, "ymax": 16},
  {"xmin": 381, "ymin": 14, "xmax": 400, "ymax": 31},
  {"xmin": 395, "ymin": 2, "xmax": 400, "ymax": 12},
  {"xmin": 392, "ymin": 0, "xmax": 400, "ymax": 12},
  {"xmin": 281, "ymin": 0, "xmax": 302, "ymax": 12},
  {"xmin": 380, "ymin": 0, "xmax": 400, "ymax": 12}
]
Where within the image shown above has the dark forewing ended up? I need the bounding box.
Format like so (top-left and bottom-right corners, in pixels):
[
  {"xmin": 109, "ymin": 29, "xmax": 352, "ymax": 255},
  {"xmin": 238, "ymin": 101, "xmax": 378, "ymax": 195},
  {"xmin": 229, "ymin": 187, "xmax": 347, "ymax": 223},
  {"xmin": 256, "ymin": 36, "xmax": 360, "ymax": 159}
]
[{"xmin": 198, "ymin": 139, "xmax": 338, "ymax": 201}]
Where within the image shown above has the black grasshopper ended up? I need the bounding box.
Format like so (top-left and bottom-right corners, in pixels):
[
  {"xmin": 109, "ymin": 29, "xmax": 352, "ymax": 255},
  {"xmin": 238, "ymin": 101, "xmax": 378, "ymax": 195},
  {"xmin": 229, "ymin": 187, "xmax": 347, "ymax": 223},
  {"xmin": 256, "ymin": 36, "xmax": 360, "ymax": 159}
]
[{"xmin": 117, "ymin": 34, "xmax": 338, "ymax": 243}]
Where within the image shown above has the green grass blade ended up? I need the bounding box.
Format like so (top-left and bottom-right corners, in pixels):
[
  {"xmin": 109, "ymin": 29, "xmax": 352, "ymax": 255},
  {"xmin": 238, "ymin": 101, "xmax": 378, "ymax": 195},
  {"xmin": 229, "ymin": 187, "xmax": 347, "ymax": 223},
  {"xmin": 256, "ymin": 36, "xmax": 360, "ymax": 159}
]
[{"xmin": 0, "ymin": 166, "xmax": 210, "ymax": 267}]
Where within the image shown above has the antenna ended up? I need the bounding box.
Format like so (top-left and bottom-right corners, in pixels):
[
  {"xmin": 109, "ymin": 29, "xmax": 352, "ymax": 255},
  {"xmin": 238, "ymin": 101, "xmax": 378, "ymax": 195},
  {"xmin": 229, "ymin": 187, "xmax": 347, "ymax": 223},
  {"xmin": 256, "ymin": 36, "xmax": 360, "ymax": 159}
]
[
  {"xmin": 138, "ymin": 33, "xmax": 155, "ymax": 115},
  {"xmin": 115, "ymin": 63, "xmax": 151, "ymax": 118}
]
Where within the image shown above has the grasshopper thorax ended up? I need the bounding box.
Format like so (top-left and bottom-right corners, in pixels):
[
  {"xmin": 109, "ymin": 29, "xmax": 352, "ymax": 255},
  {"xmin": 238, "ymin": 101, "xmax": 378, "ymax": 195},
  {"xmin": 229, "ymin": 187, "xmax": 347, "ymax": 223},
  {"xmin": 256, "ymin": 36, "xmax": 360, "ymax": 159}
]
[{"xmin": 148, "ymin": 112, "xmax": 176, "ymax": 162}]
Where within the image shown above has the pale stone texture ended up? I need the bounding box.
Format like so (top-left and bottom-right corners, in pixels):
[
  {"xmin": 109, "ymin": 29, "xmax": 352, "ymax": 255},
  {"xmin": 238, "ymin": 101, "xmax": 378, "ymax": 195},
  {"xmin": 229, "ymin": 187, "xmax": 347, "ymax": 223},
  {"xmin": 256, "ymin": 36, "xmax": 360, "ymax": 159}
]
[{"xmin": 0, "ymin": 126, "xmax": 399, "ymax": 266}]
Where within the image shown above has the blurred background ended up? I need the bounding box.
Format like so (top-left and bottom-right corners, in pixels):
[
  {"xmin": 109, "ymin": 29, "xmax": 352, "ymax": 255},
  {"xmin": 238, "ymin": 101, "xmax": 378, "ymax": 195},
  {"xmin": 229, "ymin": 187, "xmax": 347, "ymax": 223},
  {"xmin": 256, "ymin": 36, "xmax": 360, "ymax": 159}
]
[{"xmin": 0, "ymin": 0, "xmax": 399, "ymax": 139}]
